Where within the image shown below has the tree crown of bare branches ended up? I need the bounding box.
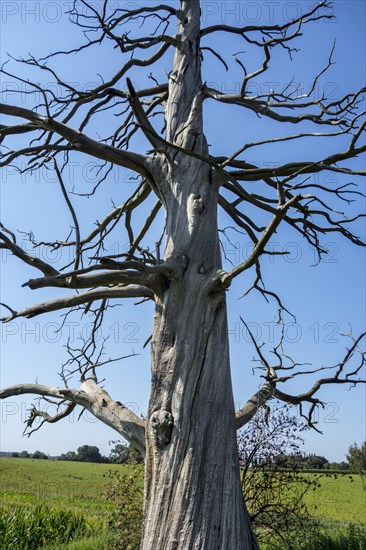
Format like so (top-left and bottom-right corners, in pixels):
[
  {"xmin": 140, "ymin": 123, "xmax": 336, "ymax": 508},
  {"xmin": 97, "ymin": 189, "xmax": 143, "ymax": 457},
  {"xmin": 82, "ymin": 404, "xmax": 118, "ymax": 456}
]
[{"xmin": 0, "ymin": 0, "xmax": 365, "ymax": 448}]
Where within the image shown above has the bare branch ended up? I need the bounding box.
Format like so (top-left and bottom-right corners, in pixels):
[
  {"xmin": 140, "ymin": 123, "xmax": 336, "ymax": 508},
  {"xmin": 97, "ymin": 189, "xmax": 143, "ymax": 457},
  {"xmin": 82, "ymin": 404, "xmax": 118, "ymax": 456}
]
[
  {"xmin": 23, "ymin": 402, "xmax": 77, "ymax": 436},
  {"xmin": 0, "ymin": 225, "xmax": 59, "ymax": 276},
  {"xmin": 23, "ymin": 262, "xmax": 173, "ymax": 291},
  {"xmin": 235, "ymin": 382, "xmax": 274, "ymax": 429},
  {"xmin": 201, "ymin": 1, "xmax": 333, "ymax": 39},
  {"xmin": 242, "ymin": 321, "xmax": 366, "ymax": 431},
  {"xmin": 226, "ymin": 145, "xmax": 366, "ymax": 181},
  {"xmin": 219, "ymin": 194, "xmax": 302, "ymax": 288},
  {"xmin": 1, "ymin": 286, "xmax": 154, "ymax": 321},
  {"xmin": 126, "ymin": 78, "xmax": 164, "ymax": 150},
  {"xmin": 0, "ymin": 103, "xmax": 151, "ymax": 179},
  {"xmin": 53, "ymin": 159, "xmax": 81, "ymax": 272},
  {"xmin": 0, "ymin": 383, "xmax": 78, "ymax": 400},
  {"xmin": 0, "ymin": 379, "xmax": 146, "ymax": 453}
]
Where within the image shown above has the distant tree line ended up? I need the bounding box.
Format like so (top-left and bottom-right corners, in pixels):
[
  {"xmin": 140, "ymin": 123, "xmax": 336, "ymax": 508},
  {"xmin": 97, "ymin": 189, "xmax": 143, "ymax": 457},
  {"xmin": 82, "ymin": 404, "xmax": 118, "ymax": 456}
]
[
  {"xmin": 59, "ymin": 443, "xmax": 143, "ymax": 464},
  {"xmin": 8, "ymin": 441, "xmax": 364, "ymax": 475},
  {"xmin": 11, "ymin": 450, "xmax": 48, "ymax": 460},
  {"xmin": 8, "ymin": 443, "xmax": 143, "ymax": 463},
  {"xmin": 273, "ymin": 443, "xmax": 365, "ymax": 475},
  {"xmin": 273, "ymin": 453, "xmax": 349, "ymax": 471}
]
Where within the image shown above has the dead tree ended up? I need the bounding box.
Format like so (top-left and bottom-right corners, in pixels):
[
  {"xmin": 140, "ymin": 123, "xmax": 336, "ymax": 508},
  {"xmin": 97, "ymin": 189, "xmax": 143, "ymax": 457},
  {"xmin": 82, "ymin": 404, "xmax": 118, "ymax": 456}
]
[{"xmin": 0, "ymin": 2, "xmax": 365, "ymax": 548}]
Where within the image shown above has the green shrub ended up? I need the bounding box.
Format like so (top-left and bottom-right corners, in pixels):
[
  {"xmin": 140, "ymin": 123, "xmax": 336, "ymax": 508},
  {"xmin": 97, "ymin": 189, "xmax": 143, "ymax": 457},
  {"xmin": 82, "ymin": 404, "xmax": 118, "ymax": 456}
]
[
  {"xmin": 104, "ymin": 460, "xmax": 144, "ymax": 550},
  {"xmin": 239, "ymin": 405, "xmax": 326, "ymax": 547},
  {"xmin": 0, "ymin": 504, "xmax": 90, "ymax": 549}
]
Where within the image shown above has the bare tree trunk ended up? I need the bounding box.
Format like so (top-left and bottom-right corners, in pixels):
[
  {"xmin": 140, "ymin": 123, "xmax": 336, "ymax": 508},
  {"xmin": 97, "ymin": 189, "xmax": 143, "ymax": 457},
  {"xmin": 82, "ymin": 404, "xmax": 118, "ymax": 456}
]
[
  {"xmin": 141, "ymin": 151, "xmax": 258, "ymax": 548},
  {"xmin": 140, "ymin": 2, "xmax": 258, "ymax": 547},
  {"xmin": 143, "ymin": 303, "xmax": 258, "ymax": 549}
]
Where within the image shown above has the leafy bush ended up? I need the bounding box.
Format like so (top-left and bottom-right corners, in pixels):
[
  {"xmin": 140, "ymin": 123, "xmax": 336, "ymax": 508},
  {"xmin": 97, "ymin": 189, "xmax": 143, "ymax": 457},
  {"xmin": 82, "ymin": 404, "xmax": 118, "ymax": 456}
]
[
  {"xmin": 0, "ymin": 505, "xmax": 90, "ymax": 549},
  {"xmin": 104, "ymin": 460, "xmax": 144, "ymax": 550},
  {"xmin": 238, "ymin": 404, "xmax": 326, "ymax": 547}
]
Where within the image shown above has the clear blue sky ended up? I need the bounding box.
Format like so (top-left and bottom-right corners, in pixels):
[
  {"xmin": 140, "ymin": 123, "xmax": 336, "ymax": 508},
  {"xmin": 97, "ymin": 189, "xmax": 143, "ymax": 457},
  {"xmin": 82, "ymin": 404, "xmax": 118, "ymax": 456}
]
[{"xmin": 0, "ymin": 1, "xmax": 365, "ymax": 461}]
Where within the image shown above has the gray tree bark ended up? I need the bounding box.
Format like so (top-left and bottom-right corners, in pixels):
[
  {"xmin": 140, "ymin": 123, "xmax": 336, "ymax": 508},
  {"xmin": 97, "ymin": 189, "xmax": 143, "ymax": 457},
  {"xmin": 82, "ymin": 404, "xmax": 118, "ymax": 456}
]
[
  {"xmin": 140, "ymin": 2, "xmax": 258, "ymax": 548},
  {"xmin": 142, "ymin": 210, "xmax": 258, "ymax": 548}
]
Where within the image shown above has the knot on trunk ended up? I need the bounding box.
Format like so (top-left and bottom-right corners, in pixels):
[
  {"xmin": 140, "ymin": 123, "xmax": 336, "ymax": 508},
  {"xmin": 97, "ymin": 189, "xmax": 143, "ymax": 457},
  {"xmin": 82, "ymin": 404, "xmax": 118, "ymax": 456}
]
[
  {"xmin": 192, "ymin": 195, "xmax": 204, "ymax": 214},
  {"xmin": 150, "ymin": 409, "xmax": 174, "ymax": 448},
  {"xmin": 187, "ymin": 194, "xmax": 204, "ymax": 233}
]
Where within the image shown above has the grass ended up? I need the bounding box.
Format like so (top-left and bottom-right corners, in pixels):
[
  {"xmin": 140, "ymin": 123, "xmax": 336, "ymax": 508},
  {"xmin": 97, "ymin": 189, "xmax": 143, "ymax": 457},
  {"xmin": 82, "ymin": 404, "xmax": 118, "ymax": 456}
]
[
  {"xmin": 0, "ymin": 458, "xmax": 128, "ymax": 548},
  {"xmin": 0, "ymin": 458, "xmax": 129, "ymax": 527},
  {"xmin": 303, "ymin": 473, "xmax": 366, "ymax": 524},
  {"xmin": 260, "ymin": 524, "xmax": 366, "ymax": 550},
  {"xmin": 46, "ymin": 531, "xmax": 121, "ymax": 550},
  {"xmin": 0, "ymin": 505, "xmax": 91, "ymax": 549},
  {"xmin": 1, "ymin": 458, "xmax": 365, "ymax": 548}
]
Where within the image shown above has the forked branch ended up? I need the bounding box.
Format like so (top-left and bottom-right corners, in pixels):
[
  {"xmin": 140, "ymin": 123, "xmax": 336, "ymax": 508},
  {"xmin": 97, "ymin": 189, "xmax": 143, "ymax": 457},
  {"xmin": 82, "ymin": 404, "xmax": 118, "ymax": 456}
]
[
  {"xmin": 0, "ymin": 103, "xmax": 151, "ymax": 179},
  {"xmin": 0, "ymin": 378, "xmax": 146, "ymax": 453},
  {"xmin": 236, "ymin": 319, "xmax": 366, "ymax": 431}
]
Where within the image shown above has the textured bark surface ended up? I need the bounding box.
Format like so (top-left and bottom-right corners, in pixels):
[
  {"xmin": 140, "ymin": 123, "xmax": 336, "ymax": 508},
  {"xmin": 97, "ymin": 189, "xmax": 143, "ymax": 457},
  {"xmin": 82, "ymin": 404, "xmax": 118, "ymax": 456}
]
[
  {"xmin": 140, "ymin": 3, "xmax": 258, "ymax": 548},
  {"xmin": 141, "ymin": 150, "xmax": 258, "ymax": 547},
  {"xmin": 142, "ymin": 248, "xmax": 258, "ymax": 548}
]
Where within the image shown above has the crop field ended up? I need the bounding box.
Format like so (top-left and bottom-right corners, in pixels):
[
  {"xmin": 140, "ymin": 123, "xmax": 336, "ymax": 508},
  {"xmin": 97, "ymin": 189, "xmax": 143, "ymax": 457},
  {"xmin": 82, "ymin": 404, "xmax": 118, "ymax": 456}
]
[
  {"xmin": 1, "ymin": 458, "xmax": 365, "ymax": 548},
  {"xmin": 0, "ymin": 458, "xmax": 128, "ymax": 528},
  {"xmin": 303, "ymin": 473, "xmax": 366, "ymax": 525}
]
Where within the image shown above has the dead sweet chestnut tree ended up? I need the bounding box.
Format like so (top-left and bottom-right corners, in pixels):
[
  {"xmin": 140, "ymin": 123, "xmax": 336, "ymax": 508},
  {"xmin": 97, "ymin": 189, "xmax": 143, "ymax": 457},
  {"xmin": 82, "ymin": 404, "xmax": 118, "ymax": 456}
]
[{"xmin": 0, "ymin": 2, "xmax": 365, "ymax": 548}]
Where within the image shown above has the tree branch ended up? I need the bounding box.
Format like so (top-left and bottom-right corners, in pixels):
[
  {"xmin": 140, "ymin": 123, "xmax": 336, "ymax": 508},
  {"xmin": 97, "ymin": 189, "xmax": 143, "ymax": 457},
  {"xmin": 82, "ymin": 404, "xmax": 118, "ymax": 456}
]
[
  {"xmin": 242, "ymin": 319, "xmax": 366, "ymax": 431},
  {"xmin": 0, "ymin": 103, "xmax": 151, "ymax": 179},
  {"xmin": 226, "ymin": 145, "xmax": 366, "ymax": 181},
  {"xmin": 126, "ymin": 78, "xmax": 165, "ymax": 150},
  {"xmin": 0, "ymin": 379, "xmax": 146, "ymax": 454},
  {"xmin": 0, "ymin": 226, "xmax": 59, "ymax": 276},
  {"xmin": 219, "ymin": 194, "xmax": 301, "ymax": 288},
  {"xmin": 1, "ymin": 286, "xmax": 154, "ymax": 321},
  {"xmin": 235, "ymin": 382, "xmax": 274, "ymax": 429}
]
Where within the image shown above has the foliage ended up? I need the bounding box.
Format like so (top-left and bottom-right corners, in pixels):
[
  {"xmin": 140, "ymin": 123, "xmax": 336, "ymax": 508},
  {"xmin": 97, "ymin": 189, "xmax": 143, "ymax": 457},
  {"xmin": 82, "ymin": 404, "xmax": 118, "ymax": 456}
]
[
  {"xmin": 59, "ymin": 451, "xmax": 77, "ymax": 462},
  {"xmin": 325, "ymin": 462, "xmax": 350, "ymax": 471},
  {"xmin": 347, "ymin": 442, "xmax": 366, "ymax": 484},
  {"xmin": 300, "ymin": 454, "xmax": 329, "ymax": 470},
  {"xmin": 108, "ymin": 444, "xmax": 130, "ymax": 464},
  {"xmin": 0, "ymin": 504, "xmax": 90, "ymax": 549},
  {"xmin": 109, "ymin": 443, "xmax": 144, "ymax": 465},
  {"xmin": 104, "ymin": 459, "xmax": 144, "ymax": 550},
  {"xmin": 32, "ymin": 450, "xmax": 48, "ymax": 460},
  {"xmin": 308, "ymin": 524, "xmax": 366, "ymax": 550},
  {"xmin": 75, "ymin": 445, "xmax": 105, "ymax": 463},
  {"xmin": 238, "ymin": 404, "xmax": 325, "ymax": 546},
  {"xmin": 19, "ymin": 450, "xmax": 30, "ymax": 458},
  {"xmin": 59, "ymin": 446, "xmax": 108, "ymax": 463}
]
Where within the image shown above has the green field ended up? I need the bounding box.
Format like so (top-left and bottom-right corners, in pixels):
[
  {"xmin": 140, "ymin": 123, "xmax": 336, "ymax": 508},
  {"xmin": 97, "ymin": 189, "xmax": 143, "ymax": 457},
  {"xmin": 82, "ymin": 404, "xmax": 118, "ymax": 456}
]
[
  {"xmin": 1, "ymin": 458, "xmax": 365, "ymax": 548},
  {"xmin": 0, "ymin": 458, "xmax": 129, "ymax": 528},
  {"xmin": 304, "ymin": 473, "xmax": 366, "ymax": 525}
]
